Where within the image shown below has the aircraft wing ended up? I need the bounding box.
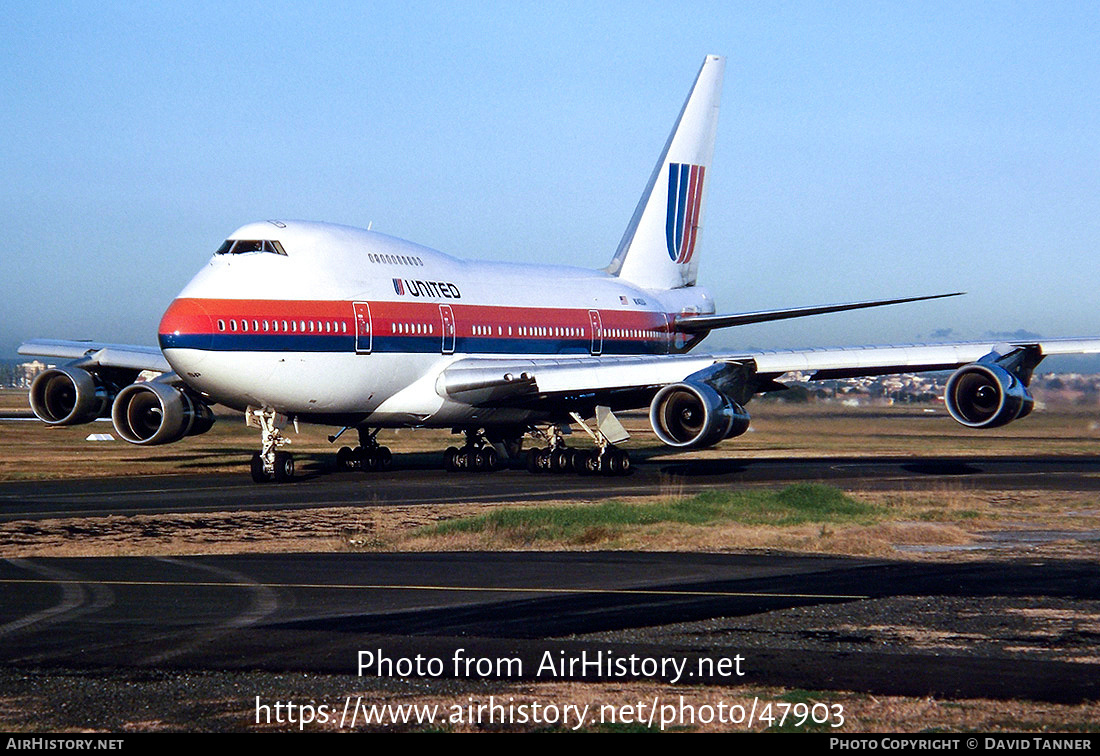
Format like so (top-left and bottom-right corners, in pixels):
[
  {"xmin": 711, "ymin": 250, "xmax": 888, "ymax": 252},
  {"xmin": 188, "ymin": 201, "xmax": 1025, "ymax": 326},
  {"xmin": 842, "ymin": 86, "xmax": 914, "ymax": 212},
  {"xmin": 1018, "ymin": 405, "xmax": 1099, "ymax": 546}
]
[
  {"xmin": 439, "ymin": 337, "xmax": 1100, "ymax": 407},
  {"xmin": 18, "ymin": 339, "xmax": 171, "ymax": 374},
  {"xmin": 744, "ymin": 338, "xmax": 1100, "ymax": 379},
  {"xmin": 672, "ymin": 292, "xmax": 964, "ymax": 333}
]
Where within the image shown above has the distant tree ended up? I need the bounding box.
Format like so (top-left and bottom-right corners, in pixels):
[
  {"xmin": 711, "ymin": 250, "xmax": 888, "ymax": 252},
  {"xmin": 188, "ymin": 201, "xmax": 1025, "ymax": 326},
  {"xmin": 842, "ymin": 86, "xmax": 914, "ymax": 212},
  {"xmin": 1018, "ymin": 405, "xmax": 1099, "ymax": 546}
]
[
  {"xmin": 780, "ymin": 385, "xmax": 811, "ymax": 404},
  {"xmin": 0, "ymin": 363, "xmax": 19, "ymax": 388},
  {"xmin": 1075, "ymin": 388, "xmax": 1098, "ymax": 406}
]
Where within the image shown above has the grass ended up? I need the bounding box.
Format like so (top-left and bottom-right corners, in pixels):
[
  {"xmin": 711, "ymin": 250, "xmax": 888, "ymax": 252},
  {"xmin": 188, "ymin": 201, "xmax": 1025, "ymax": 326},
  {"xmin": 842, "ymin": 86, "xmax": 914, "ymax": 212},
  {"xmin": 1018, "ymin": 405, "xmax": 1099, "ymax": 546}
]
[{"xmin": 419, "ymin": 484, "xmax": 882, "ymax": 545}]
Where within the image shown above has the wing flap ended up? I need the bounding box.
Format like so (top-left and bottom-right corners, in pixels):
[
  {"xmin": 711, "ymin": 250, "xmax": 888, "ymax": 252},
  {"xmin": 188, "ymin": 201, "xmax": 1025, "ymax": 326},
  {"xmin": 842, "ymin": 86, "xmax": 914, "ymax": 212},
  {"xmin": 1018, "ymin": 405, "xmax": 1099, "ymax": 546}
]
[{"xmin": 438, "ymin": 354, "xmax": 717, "ymax": 403}]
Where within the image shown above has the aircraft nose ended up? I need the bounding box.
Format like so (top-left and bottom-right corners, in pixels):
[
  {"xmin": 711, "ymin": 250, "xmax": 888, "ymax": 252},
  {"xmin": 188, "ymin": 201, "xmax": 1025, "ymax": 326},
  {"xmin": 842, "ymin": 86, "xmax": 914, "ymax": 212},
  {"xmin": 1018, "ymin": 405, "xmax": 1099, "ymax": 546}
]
[{"xmin": 158, "ymin": 298, "xmax": 213, "ymax": 353}]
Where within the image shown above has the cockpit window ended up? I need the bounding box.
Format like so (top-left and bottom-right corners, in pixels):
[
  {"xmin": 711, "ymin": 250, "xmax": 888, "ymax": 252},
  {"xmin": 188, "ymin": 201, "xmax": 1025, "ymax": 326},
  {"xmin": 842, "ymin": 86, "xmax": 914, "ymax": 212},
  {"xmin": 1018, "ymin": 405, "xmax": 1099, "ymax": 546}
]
[{"xmin": 215, "ymin": 239, "xmax": 288, "ymax": 256}]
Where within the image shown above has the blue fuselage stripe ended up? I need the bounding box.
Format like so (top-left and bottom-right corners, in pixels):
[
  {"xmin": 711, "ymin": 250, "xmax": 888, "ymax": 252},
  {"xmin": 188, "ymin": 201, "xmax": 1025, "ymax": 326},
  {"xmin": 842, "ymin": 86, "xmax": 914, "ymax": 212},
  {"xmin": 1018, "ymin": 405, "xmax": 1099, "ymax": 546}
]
[{"xmin": 159, "ymin": 333, "xmax": 665, "ymax": 356}]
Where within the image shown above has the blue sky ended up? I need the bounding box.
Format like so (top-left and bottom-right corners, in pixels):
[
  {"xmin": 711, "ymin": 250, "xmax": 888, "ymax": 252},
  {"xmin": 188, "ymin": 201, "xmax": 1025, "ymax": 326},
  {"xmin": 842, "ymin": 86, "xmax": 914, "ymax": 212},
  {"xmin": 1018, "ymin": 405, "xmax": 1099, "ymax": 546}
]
[{"xmin": 2, "ymin": 1, "xmax": 1098, "ymax": 361}]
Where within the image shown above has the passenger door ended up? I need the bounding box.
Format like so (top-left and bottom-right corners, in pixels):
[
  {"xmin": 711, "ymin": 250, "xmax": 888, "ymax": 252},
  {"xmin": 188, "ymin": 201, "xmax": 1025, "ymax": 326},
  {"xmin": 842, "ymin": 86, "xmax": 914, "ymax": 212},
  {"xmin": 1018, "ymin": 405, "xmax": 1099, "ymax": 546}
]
[
  {"xmin": 439, "ymin": 304, "xmax": 455, "ymax": 355},
  {"xmin": 353, "ymin": 301, "xmax": 372, "ymax": 354}
]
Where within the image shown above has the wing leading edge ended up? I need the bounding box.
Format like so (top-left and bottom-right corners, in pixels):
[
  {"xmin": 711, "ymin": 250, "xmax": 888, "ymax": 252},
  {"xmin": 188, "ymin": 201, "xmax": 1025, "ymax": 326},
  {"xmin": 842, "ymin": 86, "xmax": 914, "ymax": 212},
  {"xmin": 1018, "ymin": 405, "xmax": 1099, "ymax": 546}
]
[{"xmin": 18, "ymin": 339, "xmax": 171, "ymax": 374}]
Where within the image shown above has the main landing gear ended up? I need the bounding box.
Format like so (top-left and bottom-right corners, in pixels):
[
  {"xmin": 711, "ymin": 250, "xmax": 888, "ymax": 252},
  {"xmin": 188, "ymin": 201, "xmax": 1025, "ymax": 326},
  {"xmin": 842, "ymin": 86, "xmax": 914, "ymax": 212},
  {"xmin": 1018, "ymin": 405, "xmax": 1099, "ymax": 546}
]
[
  {"xmin": 335, "ymin": 427, "xmax": 393, "ymax": 473},
  {"xmin": 526, "ymin": 444, "xmax": 631, "ymax": 476},
  {"xmin": 444, "ymin": 429, "xmax": 503, "ymax": 473},
  {"xmin": 248, "ymin": 407, "xmax": 295, "ymax": 484},
  {"xmin": 440, "ymin": 413, "xmax": 633, "ymax": 477},
  {"xmin": 524, "ymin": 421, "xmax": 632, "ymax": 476}
]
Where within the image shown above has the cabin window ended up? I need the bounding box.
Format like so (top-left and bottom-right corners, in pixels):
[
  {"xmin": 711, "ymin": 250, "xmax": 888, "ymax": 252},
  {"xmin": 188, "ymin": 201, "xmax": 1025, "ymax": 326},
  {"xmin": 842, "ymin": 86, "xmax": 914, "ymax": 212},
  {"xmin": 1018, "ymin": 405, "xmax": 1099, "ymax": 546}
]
[{"xmin": 217, "ymin": 319, "xmax": 225, "ymax": 331}]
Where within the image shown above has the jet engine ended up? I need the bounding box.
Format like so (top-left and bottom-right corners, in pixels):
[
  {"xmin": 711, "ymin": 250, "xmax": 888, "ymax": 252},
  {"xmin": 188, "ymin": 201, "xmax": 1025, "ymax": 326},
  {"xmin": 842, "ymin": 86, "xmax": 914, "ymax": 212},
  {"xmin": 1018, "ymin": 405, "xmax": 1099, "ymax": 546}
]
[
  {"xmin": 649, "ymin": 381, "xmax": 751, "ymax": 448},
  {"xmin": 29, "ymin": 367, "xmax": 112, "ymax": 426},
  {"xmin": 944, "ymin": 362, "xmax": 1033, "ymax": 429},
  {"xmin": 111, "ymin": 382, "xmax": 215, "ymax": 445}
]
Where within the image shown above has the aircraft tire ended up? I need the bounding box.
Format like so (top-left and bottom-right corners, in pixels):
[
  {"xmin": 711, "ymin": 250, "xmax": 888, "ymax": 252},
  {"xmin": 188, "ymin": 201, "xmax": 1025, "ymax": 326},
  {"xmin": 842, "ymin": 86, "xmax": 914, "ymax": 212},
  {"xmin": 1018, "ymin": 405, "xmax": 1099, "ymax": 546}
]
[
  {"xmin": 526, "ymin": 449, "xmax": 540, "ymax": 473},
  {"xmin": 445, "ymin": 447, "xmax": 460, "ymax": 472},
  {"xmin": 550, "ymin": 448, "xmax": 570, "ymax": 474},
  {"xmin": 571, "ymin": 449, "xmax": 589, "ymax": 474},
  {"xmin": 336, "ymin": 446, "xmax": 354, "ymax": 470},
  {"xmin": 377, "ymin": 446, "xmax": 393, "ymax": 470},
  {"xmin": 250, "ymin": 452, "xmax": 271, "ymax": 483},
  {"xmin": 273, "ymin": 452, "xmax": 294, "ymax": 482},
  {"xmin": 473, "ymin": 447, "xmax": 495, "ymax": 472},
  {"xmin": 610, "ymin": 449, "xmax": 631, "ymax": 475},
  {"xmin": 363, "ymin": 448, "xmax": 380, "ymax": 472}
]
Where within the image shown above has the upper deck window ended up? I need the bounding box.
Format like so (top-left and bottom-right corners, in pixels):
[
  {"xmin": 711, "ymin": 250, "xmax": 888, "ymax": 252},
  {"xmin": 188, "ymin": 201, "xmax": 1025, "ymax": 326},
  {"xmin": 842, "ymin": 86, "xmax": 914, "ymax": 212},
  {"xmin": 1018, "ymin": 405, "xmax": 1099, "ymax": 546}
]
[{"xmin": 215, "ymin": 239, "xmax": 287, "ymax": 256}]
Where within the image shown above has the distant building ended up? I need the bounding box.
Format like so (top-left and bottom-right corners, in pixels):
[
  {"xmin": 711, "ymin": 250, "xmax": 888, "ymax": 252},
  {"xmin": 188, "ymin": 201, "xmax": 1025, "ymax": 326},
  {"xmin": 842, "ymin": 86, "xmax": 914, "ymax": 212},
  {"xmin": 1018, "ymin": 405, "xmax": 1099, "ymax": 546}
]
[{"xmin": 19, "ymin": 360, "xmax": 51, "ymax": 388}]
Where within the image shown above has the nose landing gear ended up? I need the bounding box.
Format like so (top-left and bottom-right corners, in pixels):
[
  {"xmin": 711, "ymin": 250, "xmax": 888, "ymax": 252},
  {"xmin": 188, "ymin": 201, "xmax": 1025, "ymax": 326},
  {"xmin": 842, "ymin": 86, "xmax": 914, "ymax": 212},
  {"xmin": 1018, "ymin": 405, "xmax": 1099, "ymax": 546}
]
[{"xmin": 247, "ymin": 407, "xmax": 295, "ymax": 484}]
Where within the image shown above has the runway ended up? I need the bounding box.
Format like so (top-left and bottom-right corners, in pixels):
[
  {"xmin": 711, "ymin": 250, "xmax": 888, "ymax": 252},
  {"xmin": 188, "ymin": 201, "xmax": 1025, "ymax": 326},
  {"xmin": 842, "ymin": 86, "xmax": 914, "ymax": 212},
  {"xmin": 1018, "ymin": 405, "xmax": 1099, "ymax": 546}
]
[
  {"xmin": 1, "ymin": 551, "xmax": 1098, "ymax": 704},
  {"xmin": 2, "ymin": 454, "xmax": 1100, "ymax": 521}
]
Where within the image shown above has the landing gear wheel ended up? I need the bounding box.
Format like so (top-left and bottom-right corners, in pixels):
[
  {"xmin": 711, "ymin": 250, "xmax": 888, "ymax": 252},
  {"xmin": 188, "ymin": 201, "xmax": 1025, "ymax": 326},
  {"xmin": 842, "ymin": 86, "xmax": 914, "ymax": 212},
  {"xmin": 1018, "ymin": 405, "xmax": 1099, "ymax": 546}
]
[
  {"xmin": 272, "ymin": 451, "xmax": 294, "ymax": 482},
  {"xmin": 525, "ymin": 448, "xmax": 540, "ymax": 473},
  {"xmin": 445, "ymin": 446, "xmax": 460, "ymax": 472},
  {"xmin": 550, "ymin": 448, "xmax": 571, "ymax": 474},
  {"xmin": 475, "ymin": 447, "xmax": 498, "ymax": 472},
  {"xmin": 609, "ymin": 448, "xmax": 631, "ymax": 475},
  {"xmin": 336, "ymin": 446, "xmax": 354, "ymax": 470},
  {"xmin": 360, "ymin": 448, "xmax": 379, "ymax": 472},
  {"xmin": 376, "ymin": 446, "xmax": 393, "ymax": 470},
  {"xmin": 250, "ymin": 452, "xmax": 271, "ymax": 483},
  {"xmin": 572, "ymin": 449, "xmax": 590, "ymax": 474},
  {"xmin": 583, "ymin": 451, "xmax": 601, "ymax": 474}
]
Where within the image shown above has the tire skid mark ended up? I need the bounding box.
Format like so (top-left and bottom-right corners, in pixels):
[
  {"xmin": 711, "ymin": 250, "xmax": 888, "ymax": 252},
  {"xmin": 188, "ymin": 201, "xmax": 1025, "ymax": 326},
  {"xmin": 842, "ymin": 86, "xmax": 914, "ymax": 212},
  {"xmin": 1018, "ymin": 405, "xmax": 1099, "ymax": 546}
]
[
  {"xmin": 0, "ymin": 558, "xmax": 114, "ymax": 639},
  {"xmin": 140, "ymin": 557, "xmax": 279, "ymax": 665}
]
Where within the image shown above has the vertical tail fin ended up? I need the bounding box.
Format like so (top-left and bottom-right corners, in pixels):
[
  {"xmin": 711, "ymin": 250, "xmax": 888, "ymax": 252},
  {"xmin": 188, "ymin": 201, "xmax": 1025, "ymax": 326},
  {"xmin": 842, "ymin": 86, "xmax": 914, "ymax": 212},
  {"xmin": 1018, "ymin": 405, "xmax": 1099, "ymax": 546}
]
[{"xmin": 606, "ymin": 55, "xmax": 724, "ymax": 290}]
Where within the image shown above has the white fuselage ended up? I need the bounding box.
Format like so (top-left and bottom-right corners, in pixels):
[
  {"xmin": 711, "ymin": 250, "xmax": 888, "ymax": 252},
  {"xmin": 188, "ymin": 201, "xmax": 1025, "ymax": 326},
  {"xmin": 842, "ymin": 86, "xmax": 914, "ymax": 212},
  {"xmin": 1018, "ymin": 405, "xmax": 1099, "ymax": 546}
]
[{"xmin": 158, "ymin": 221, "xmax": 715, "ymax": 428}]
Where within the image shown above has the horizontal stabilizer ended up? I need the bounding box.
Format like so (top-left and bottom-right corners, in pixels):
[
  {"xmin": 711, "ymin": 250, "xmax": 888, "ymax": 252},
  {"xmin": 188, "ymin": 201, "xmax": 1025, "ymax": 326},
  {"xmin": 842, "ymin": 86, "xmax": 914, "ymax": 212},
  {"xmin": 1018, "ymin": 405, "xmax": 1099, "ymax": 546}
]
[{"xmin": 673, "ymin": 292, "xmax": 964, "ymax": 333}]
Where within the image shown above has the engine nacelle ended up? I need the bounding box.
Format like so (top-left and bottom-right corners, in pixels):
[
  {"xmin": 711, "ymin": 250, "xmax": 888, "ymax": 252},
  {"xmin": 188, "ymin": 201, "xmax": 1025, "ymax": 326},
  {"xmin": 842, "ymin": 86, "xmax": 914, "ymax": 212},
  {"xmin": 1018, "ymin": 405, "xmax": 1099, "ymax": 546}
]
[
  {"xmin": 944, "ymin": 363, "xmax": 1034, "ymax": 429},
  {"xmin": 111, "ymin": 382, "xmax": 215, "ymax": 445},
  {"xmin": 649, "ymin": 381, "xmax": 751, "ymax": 449},
  {"xmin": 29, "ymin": 367, "xmax": 112, "ymax": 426}
]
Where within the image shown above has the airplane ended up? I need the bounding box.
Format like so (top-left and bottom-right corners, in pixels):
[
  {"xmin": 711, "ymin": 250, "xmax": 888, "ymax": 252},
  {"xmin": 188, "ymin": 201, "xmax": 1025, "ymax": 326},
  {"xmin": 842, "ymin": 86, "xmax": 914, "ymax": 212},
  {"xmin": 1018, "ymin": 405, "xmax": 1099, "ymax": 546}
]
[{"xmin": 20, "ymin": 55, "xmax": 1100, "ymax": 483}]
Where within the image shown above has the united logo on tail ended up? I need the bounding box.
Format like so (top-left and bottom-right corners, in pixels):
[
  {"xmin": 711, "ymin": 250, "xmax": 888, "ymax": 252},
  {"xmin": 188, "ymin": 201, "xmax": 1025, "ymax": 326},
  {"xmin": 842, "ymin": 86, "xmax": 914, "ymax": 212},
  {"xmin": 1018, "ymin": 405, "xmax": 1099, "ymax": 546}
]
[{"xmin": 665, "ymin": 163, "xmax": 705, "ymax": 263}]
